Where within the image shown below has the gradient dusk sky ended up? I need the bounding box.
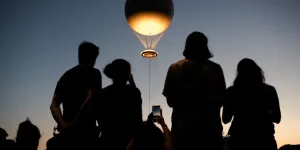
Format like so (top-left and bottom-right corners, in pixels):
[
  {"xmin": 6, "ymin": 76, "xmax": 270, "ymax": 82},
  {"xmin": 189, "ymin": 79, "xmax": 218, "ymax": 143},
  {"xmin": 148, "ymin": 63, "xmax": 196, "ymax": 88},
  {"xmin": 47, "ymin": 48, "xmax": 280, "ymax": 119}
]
[{"xmin": 0, "ymin": 0, "xmax": 299, "ymax": 149}]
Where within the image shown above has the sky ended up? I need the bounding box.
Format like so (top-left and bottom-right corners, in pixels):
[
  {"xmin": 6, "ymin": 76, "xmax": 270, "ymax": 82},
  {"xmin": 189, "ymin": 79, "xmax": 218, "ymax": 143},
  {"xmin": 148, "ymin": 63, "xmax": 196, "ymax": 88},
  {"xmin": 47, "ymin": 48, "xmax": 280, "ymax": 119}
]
[{"xmin": 0, "ymin": 0, "xmax": 299, "ymax": 149}]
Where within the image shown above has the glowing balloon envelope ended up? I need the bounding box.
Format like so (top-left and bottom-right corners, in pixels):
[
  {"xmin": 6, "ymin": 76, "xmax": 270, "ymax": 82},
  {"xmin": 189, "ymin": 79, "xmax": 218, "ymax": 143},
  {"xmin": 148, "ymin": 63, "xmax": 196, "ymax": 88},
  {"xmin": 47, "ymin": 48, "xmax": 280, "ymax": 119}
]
[{"xmin": 125, "ymin": 0, "xmax": 174, "ymax": 58}]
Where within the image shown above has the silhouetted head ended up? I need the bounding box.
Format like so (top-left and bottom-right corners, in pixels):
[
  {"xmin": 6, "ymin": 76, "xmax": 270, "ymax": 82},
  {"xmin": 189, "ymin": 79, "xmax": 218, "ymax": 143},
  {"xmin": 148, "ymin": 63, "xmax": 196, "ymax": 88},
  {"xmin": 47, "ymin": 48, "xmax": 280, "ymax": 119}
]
[
  {"xmin": 234, "ymin": 58, "xmax": 265, "ymax": 87},
  {"xmin": 131, "ymin": 121, "xmax": 165, "ymax": 150},
  {"xmin": 104, "ymin": 59, "xmax": 131, "ymax": 85},
  {"xmin": 183, "ymin": 31, "xmax": 213, "ymax": 61},
  {"xmin": 78, "ymin": 41, "xmax": 99, "ymax": 67},
  {"xmin": 0, "ymin": 127, "xmax": 8, "ymax": 144},
  {"xmin": 5, "ymin": 139, "xmax": 16, "ymax": 150},
  {"xmin": 16, "ymin": 118, "xmax": 41, "ymax": 150}
]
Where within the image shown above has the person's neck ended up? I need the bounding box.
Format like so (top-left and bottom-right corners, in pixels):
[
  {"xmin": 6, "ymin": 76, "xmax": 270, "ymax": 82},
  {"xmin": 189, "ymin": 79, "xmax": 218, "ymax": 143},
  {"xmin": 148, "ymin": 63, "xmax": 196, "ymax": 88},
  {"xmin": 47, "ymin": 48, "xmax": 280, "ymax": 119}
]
[
  {"xmin": 187, "ymin": 58, "xmax": 207, "ymax": 63},
  {"xmin": 113, "ymin": 81, "xmax": 127, "ymax": 86},
  {"xmin": 78, "ymin": 63, "xmax": 93, "ymax": 68}
]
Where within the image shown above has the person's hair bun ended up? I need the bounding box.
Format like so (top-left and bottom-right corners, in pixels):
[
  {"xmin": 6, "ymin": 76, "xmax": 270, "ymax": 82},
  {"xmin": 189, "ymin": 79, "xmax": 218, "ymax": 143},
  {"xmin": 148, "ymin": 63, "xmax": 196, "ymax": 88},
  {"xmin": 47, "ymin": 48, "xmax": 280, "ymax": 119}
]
[{"xmin": 104, "ymin": 63, "xmax": 114, "ymax": 79}]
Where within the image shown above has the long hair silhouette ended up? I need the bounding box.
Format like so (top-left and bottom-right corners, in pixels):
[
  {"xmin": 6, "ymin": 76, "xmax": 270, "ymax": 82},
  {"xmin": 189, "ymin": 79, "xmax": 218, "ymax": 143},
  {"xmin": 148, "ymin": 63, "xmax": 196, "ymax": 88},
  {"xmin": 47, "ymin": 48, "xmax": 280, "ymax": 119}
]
[{"xmin": 233, "ymin": 58, "xmax": 265, "ymax": 87}]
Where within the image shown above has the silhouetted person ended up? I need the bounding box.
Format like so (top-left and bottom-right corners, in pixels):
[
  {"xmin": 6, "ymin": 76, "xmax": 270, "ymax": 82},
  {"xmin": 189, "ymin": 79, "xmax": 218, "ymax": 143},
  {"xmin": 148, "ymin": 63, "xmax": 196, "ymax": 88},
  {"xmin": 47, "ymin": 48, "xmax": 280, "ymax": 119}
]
[
  {"xmin": 0, "ymin": 128, "xmax": 16, "ymax": 150},
  {"xmin": 16, "ymin": 119, "xmax": 41, "ymax": 150},
  {"xmin": 49, "ymin": 41, "xmax": 102, "ymax": 149},
  {"xmin": 222, "ymin": 58, "xmax": 281, "ymax": 150},
  {"xmin": 97, "ymin": 59, "xmax": 143, "ymax": 150},
  {"xmin": 126, "ymin": 112, "xmax": 172, "ymax": 150},
  {"xmin": 5, "ymin": 139, "xmax": 16, "ymax": 150},
  {"xmin": 0, "ymin": 127, "xmax": 8, "ymax": 149},
  {"xmin": 163, "ymin": 31, "xmax": 226, "ymax": 150},
  {"xmin": 279, "ymin": 144, "xmax": 300, "ymax": 150}
]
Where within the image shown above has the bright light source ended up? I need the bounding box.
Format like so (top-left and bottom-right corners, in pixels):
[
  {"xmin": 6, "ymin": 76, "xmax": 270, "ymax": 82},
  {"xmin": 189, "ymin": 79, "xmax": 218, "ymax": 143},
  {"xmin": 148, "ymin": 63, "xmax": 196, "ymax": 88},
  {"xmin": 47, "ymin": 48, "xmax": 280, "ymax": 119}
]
[
  {"xmin": 127, "ymin": 12, "xmax": 172, "ymax": 36},
  {"xmin": 141, "ymin": 49, "xmax": 158, "ymax": 58}
]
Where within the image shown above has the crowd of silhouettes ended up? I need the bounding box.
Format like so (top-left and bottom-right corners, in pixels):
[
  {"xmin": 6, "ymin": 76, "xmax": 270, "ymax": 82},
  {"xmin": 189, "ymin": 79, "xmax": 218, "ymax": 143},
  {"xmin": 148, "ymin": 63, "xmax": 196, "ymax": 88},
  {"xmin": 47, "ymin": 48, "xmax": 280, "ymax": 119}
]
[
  {"xmin": 2, "ymin": 31, "xmax": 299, "ymax": 150},
  {"xmin": 0, "ymin": 119, "xmax": 41, "ymax": 150}
]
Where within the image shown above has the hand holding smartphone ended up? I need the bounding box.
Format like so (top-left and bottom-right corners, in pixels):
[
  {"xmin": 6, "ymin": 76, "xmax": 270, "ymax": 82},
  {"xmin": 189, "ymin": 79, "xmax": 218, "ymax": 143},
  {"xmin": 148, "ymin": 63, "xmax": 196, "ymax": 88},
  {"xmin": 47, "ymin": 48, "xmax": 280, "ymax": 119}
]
[{"xmin": 152, "ymin": 105, "xmax": 161, "ymax": 122}]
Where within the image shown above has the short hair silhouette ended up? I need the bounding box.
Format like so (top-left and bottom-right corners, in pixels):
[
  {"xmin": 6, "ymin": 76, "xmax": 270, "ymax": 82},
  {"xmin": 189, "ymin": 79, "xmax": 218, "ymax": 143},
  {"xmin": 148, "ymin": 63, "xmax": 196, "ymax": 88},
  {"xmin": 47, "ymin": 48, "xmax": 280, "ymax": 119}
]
[
  {"xmin": 16, "ymin": 118, "xmax": 41, "ymax": 149},
  {"xmin": 104, "ymin": 59, "xmax": 131, "ymax": 81},
  {"xmin": 0, "ymin": 127, "xmax": 8, "ymax": 139},
  {"xmin": 183, "ymin": 31, "xmax": 213, "ymax": 61},
  {"xmin": 78, "ymin": 41, "xmax": 99, "ymax": 65},
  {"xmin": 233, "ymin": 58, "xmax": 265, "ymax": 86}
]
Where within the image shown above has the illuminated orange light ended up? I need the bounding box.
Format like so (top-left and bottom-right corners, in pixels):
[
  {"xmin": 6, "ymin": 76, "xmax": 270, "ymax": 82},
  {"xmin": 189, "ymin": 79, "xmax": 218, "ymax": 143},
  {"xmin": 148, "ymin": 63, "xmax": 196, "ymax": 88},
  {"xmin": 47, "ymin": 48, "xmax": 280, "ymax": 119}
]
[
  {"xmin": 127, "ymin": 12, "xmax": 172, "ymax": 36},
  {"xmin": 141, "ymin": 49, "xmax": 158, "ymax": 58}
]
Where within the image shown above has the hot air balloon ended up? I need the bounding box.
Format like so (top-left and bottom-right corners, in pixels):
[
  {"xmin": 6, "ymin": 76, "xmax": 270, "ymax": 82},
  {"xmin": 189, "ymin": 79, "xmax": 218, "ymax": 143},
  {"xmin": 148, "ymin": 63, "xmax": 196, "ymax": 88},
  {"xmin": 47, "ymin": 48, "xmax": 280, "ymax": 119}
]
[{"xmin": 125, "ymin": 0, "xmax": 174, "ymax": 58}]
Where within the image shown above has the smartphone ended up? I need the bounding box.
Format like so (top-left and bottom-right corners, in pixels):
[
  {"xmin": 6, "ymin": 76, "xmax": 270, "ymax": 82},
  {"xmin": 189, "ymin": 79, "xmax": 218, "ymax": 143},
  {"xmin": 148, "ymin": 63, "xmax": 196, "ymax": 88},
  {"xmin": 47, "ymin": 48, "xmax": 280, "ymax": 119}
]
[{"xmin": 152, "ymin": 105, "xmax": 161, "ymax": 122}]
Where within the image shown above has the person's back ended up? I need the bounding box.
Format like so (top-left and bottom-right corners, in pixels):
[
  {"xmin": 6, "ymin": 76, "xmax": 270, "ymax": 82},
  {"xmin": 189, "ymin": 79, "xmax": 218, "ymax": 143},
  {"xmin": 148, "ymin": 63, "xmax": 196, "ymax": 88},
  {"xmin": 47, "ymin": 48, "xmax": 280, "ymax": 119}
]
[
  {"xmin": 50, "ymin": 41, "xmax": 101, "ymax": 150},
  {"xmin": 97, "ymin": 59, "xmax": 143, "ymax": 150},
  {"xmin": 166, "ymin": 59, "xmax": 223, "ymax": 109},
  {"xmin": 99, "ymin": 84, "xmax": 142, "ymax": 148},
  {"xmin": 225, "ymin": 84, "xmax": 279, "ymax": 150},
  {"xmin": 223, "ymin": 58, "xmax": 281, "ymax": 150},
  {"xmin": 226, "ymin": 84, "xmax": 277, "ymax": 136},
  {"xmin": 58, "ymin": 65, "xmax": 101, "ymax": 127},
  {"xmin": 163, "ymin": 32, "xmax": 226, "ymax": 150}
]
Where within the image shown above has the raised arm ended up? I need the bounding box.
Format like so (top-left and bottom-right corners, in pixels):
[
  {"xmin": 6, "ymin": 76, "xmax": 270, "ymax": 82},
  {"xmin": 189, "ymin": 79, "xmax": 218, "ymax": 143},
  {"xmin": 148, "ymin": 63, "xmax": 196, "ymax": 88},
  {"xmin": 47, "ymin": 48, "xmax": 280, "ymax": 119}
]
[
  {"xmin": 157, "ymin": 116, "xmax": 172, "ymax": 150},
  {"xmin": 128, "ymin": 73, "xmax": 136, "ymax": 88}
]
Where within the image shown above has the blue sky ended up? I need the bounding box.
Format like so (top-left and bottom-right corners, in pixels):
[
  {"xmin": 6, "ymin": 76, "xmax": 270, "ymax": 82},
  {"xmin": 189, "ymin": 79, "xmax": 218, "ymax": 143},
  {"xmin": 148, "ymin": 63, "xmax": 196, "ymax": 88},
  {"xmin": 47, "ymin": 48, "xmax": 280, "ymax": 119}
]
[{"xmin": 0, "ymin": 0, "xmax": 299, "ymax": 149}]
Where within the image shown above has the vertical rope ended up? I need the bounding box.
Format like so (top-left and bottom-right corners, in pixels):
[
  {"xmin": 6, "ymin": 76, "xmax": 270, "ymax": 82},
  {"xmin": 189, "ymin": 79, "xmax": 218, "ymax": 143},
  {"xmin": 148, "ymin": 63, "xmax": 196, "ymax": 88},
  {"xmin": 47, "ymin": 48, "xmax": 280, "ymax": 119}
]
[{"xmin": 148, "ymin": 58, "xmax": 151, "ymax": 114}]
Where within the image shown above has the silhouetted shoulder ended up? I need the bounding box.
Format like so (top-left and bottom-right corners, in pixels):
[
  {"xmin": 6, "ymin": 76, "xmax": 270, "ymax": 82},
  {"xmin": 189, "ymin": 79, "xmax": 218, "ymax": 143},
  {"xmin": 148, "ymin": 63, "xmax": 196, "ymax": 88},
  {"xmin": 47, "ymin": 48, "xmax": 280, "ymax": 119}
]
[
  {"xmin": 54, "ymin": 67, "xmax": 75, "ymax": 95},
  {"xmin": 100, "ymin": 84, "xmax": 140, "ymax": 96},
  {"xmin": 63, "ymin": 65, "xmax": 100, "ymax": 75},
  {"xmin": 226, "ymin": 86, "xmax": 235, "ymax": 91},
  {"xmin": 264, "ymin": 84, "xmax": 276, "ymax": 90},
  {"xmin": 55, "ymin": 65, "xmax": 101, "ymax": 92},
  {"xmin": 100, "ymin": 84, "xmax": 114, "ymax": 93},
  {"xmin": 169, "ymin": 59, "xmax": 187, "ymax": 69},
  {"xmin": 205, "ymin": 60, "xmax": 223, "ymax": 70},
  {"xmin": 225, "ymin": 86, "xmax": 236, "ymax": 101},
  {"xmin": 56, "ymin": 66, "xmax": 81, "ymax": 81},
  {"xmin": 169, "ymin": 59, "xmax": 220, "ymax": 69},
  {"xmin": 92, "ymin": 67, "xmax": 102, "ymax": 75},
  {"xmin": 127, "ymin": 85, "xmax": 141, "ymax": 93},
  {"xmin": 57, "ymin": 67, "xmax": 74, "ymax": 82},
  {"xmin": 206, "ymin": 60, "xmax": 220, "ymax": 66}
]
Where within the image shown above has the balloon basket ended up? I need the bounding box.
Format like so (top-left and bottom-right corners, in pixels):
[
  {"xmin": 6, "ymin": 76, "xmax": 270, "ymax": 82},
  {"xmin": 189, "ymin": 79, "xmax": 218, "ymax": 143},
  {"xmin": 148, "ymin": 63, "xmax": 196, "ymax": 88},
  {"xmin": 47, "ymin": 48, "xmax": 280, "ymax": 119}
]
[{"xmin": 141, "ymin": 49, "xmax": 158, "ymax": 58}]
